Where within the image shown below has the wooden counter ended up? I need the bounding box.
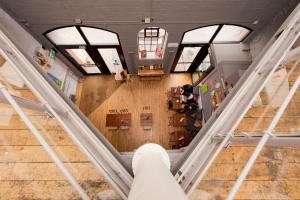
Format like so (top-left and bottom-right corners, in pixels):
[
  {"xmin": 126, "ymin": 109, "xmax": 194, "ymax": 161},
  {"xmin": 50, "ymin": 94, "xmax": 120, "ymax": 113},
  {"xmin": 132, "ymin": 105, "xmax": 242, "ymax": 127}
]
[{"xmin": 138, "ymin": 66, "xmax": 164, "ymax": 80}]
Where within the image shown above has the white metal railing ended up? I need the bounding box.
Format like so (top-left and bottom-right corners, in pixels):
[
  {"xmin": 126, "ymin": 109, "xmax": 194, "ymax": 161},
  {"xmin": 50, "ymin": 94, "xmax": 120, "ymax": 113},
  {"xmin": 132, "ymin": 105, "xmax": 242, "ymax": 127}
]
[
  {"xmin": 0, "ymin": 29, "xmax": 133, "ymax": 198},
  {"xmin": 176, "ymin": 3, "xmax": 300, "ymax": 195},
  {"xmin": 226, "ymin": 64, "xmax": 300, "ymax": 200},
  {"xmin": 0, "ymin": 84, "xmax": 90, "ymax": 200}
]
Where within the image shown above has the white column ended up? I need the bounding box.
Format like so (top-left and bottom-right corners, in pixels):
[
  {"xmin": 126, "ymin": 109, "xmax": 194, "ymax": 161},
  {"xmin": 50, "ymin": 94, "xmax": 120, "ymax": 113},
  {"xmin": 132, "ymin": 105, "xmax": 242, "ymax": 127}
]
[{"xmin": 128, "ymin": 143, "xmax": 188, "ymax": 200}]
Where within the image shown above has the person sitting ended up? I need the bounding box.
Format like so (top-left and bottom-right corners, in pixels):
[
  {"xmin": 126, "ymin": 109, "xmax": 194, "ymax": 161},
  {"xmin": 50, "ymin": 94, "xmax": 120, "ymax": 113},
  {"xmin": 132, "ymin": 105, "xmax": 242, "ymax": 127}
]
[
  {"xmin": 183, "ymin": 100, "xmax": 198, "ymax": 115},
  {"xmin": 182, "ymin": 84, "xmax": 193, "ymax": 96}
]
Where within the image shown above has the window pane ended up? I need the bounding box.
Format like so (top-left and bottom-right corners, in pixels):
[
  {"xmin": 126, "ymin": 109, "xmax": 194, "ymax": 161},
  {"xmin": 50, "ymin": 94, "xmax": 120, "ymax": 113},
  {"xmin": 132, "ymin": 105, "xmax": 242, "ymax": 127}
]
[
  {"xmin": 145, "ymin": 45, "xmax": 151, "ymax": 51},
  {"xmin": 151, "ymin": 44, "xmax": 157, "ymax": 51},
  {"xmin": 46, "ymin": 27, "xmax": 86, "ymax": 45},
  {"xmin": 66, "ymin": 49, "xmax": 94, "ymax": 65},
  {"xmin": 175, "ymin": 63, "xmax": 191, "ymax": 72},
  {"xmin": 82, "ymin": 66, "xmax": 101, "ymax": 74},
  {"xmin": 179, "ymin": 47, "xmax": 201, "ymax": 63},
  {"xmin": 197, "ymin": 54, "xmax": 211, "ymax": 71},
  {"xmin": 145, "ymin": 52, "xmax": 156, "ymax": 59},
  {"xmin": 138, "ymin": 27, "xmax": 167, "ymax": 59},
  {"xmin": 145, "ymin": 38, "xmax": 151, "ymax": 44},
  {"xmin": 213, "ymin": 25, "xmax": 250, "ymax": 43},
  {"xmin": 98, "ymin": 48, "xmax": 123, "ymax": 73},
  {"xmin": 182, "ymin": 25, "xmax": 219, "ymax": 44},
  {"xmin": 80, "ymin": 27, "xmax": 119, "ymax": 45}
]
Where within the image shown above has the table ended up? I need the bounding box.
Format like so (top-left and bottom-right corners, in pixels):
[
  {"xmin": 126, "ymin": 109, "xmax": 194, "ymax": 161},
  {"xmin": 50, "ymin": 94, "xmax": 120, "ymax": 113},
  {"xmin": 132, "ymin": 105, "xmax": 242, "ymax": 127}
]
[
  {"xmin": 140, "ymin": 113, "xmax": 153, "ymax": 126},
  {"xmin": 169, "ymin": 87, "xmax": 185, "ymax": 110},
  {"xmin": 106, "ymin": 113, "xmax": 131, "ymax": 128},
  {"xmin": 138, "ymin": 66, "xmax": 164, "ymax": 80},
  {"xmin": 171, "ymin": 98, "xmax": 185, "ymax": 110},
  {"xmin": 171, "ymin": 113, "xmax": 187, "ymax": 127}
]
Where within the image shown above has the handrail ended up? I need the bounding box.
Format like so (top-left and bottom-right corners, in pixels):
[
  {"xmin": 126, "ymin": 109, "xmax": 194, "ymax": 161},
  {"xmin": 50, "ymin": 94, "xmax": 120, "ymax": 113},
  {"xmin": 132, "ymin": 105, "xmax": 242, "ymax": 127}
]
[
  {"xmin": 0, "ymin": 29, "xmax": 133, "ymax": 198},
  {"xmin": 0, "ymin": 84, "xmax": 90, "ymax": 200},
  {"xmin": 175, "ymin": 3, "xmax": 300, "ymax": 194},
  {"xmin": 226, "ymin": 65, "xmax": 300, "ymax": 200}
]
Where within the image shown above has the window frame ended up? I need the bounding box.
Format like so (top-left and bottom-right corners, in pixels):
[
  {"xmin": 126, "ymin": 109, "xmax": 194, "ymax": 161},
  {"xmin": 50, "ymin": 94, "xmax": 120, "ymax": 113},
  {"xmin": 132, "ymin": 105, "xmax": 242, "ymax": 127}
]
[
  {"xmin": 44, "ymin": 25, "xmax": 127, "ymax": 75},
  {"xmin": 171, "ymin": 24, "xmax": 251, "ymax": 73},
  {"xmin": 137, "ymin": 27, "xmax": 168, "ymax": 60}
]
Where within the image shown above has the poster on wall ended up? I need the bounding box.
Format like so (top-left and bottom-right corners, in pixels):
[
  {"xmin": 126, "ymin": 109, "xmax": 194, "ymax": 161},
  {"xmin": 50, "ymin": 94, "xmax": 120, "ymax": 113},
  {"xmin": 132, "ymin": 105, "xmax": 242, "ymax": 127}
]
[{"xmin": 47, "ymin": 72, "xmax": 63, "ymax": 88}]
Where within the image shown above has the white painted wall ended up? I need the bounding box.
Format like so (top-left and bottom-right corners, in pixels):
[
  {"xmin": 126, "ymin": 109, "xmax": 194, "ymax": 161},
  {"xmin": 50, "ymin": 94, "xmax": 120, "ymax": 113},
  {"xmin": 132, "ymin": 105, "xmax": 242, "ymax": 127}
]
[{"xmin": 249, "ymin": 3, "xmax": 297, "ymax": 60}]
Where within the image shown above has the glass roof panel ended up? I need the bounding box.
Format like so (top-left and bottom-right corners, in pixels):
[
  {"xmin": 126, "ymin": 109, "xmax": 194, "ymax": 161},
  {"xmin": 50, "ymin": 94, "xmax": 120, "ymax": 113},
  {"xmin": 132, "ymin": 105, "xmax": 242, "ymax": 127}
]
[
  {"xmin": 182, "ymin": 25, "xmax": 219, "ymax": 44},
  {"xmin": 46, "ymin": 26, "xmax": 86, "ymax": 45},
  {"xmin": 213, "ymin": 25, "xmax": 250, "ymax": 43},
  {"xmin": 80, "ymin": 27, "xmax": 119, "ymax": 45},
  {"xmin": 178, "ymin": 47, "xmax": 201, "ymax": 63},
  {"xmin": 98, "ymin": 48, "xmax": 123, "ymax": 73},
  {"xmin": 66, "ymin": 49, "xmax": 94, "ymax": 65}
]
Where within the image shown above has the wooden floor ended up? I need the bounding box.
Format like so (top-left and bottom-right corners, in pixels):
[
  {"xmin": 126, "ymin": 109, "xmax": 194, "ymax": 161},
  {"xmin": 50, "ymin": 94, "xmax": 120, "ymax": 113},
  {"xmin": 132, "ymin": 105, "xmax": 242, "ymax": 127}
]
[
  {"xmin": 81, "ymin": 74, "xmax": 192, "ymax": 152},
  {"xmin": 78, "ymin": 75, "xmax": 122, "ymax": 116},
  {"xmin": 191, "ymin": 144, "xmax": 300, "ymax": 200},
  {"xmin": 0, "ymin": 70, "xmax": 117, "ymax": 199},
  {"xmin": 235, "ymin": 60, "xmax": 300, "ymax": 135}
]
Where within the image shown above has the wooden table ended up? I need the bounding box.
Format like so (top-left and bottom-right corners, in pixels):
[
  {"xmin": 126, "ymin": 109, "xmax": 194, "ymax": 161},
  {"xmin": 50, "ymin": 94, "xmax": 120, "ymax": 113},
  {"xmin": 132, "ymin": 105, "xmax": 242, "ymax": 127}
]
[
  {"xmin": 138, "ymin": 66, "xmax": 164, "ymax": 80},
  {"xmin": 106, "ymin": 113, "xmax": 131, "ymax": 128},
  {"xmin": 140, "ymin": 113, "xmax": 153, "ymax": 126},
  {"xmin": 171, "ymin": 98, "xmax": 185, "ymax": 110},
  {"xmin": 171, "ymin": 113, "xmax": 187, "ymax": 127},
  {"xmin": 169, "ymin": 87, "xmax": 185, "ymax": 110}
]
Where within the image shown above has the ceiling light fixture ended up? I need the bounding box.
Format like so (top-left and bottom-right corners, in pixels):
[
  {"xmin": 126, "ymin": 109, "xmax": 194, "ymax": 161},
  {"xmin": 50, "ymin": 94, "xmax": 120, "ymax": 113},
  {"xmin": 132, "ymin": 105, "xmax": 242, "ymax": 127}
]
[
  {"xmin": 142, "ymin": 18, "xmax": 153, "ymax": 24},
  {"xmin": 74, "ymin": 18, "xmax": 82, "ymax": 24}
]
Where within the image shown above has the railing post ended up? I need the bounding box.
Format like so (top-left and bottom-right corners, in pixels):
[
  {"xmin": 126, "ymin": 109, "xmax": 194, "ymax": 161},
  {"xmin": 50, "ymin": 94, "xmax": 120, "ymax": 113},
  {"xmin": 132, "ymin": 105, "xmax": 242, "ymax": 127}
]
[
  {"xmin": 0, "ymin": 84, "xmax": 90, "ymax": 200},
  {"xmin": 226, "ymin": 73, "xmax": 300, "ymax": 200}
]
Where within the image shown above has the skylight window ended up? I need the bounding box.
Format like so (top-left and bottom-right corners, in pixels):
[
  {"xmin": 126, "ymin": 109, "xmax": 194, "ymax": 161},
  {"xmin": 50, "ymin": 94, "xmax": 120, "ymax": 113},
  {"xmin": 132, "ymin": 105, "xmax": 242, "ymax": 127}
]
[{"xmin": 46, "ymin": 26, "xmax": 86, "ymax": 45}]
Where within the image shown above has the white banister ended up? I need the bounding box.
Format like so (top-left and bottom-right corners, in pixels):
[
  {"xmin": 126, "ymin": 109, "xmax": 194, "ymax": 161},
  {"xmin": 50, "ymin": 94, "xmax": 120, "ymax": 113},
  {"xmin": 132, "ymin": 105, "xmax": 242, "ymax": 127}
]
[
  {"xmin": 0, "ymin": 84, "xmax": 90, "ymax": 200},
  {"xmin": 226, "ymin": 72, "xmax": 300, "ymax": 200}
]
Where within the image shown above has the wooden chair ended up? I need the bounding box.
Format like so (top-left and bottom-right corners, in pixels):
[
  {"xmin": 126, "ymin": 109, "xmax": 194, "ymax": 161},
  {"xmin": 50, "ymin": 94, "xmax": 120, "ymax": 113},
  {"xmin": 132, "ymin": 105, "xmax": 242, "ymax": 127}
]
[
  {"xmin": 107, "ymin": 126, "xmax": 118, "ymax": 131},
  {"xmin": 143, "ymin": 126, "xmax": 152, "ymax": 131},
  {"xmin": 119, "ymin": 126, "xmax": 130, "ymax": 130},
  {"xmin": 169, "ymin": 131, "xmax": 189, "ymax": 149}
]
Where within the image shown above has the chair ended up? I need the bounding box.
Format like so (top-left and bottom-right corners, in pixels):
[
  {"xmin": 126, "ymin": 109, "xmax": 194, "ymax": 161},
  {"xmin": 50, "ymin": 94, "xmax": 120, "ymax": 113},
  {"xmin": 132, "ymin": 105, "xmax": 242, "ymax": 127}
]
[
  {"xmin": 169, "ymin": 131, "xmax": 189, "ymax": 149},
  {"xmin": 143, "ymin": 126, "xmax": 152, "ymax": 131},
  {"xmin": 168, "ymin": 116, "xmax": 174, "ymax": 126},
  {"xmin": 107, "ymin": 126, "xmax": 118, "ymax": 131},
  {"xmin": 119, "ymin": 126, "xmax": 129, "ymax": 130}
]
